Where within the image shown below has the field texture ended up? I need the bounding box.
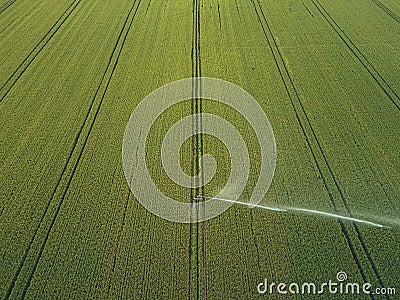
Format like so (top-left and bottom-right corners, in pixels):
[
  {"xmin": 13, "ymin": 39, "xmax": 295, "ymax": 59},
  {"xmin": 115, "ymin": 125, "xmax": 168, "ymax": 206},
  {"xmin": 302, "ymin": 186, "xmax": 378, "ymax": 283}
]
[{"xmin": 0, "ymin": 0, "xmax": 399, "ymax": 299}]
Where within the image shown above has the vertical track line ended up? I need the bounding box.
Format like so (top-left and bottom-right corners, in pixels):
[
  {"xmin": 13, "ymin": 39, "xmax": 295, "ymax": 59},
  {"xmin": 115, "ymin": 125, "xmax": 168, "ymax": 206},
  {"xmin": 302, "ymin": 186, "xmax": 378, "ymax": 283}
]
[
  {"xmin": 196, "ymin": 0, "xmax": 207, "ymax": 297},
  {"xmin": 189, "ymin": 0, "xmax": 207, "ymax": 297},
  {"xmin": 198, "ymin": 13, "xmax": 208, "ymax": 300},
  {"xmin": 189, "ymin": 0, "xmax": 196, "ymax": 297}
]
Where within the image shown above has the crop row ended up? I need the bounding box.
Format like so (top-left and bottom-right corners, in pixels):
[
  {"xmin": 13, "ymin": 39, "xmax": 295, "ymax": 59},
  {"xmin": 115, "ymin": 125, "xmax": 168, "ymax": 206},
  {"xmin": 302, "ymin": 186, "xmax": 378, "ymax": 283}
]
[{"xmin": 0, "ymin": 0, "xmax": 398, "ymax": 298}]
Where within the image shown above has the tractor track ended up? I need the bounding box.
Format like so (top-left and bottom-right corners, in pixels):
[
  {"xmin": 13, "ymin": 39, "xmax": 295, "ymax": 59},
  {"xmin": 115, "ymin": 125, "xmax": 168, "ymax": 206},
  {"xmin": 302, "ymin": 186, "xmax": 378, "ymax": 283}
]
[
  {"xmin": 371, "ymin": 0, "xmax": 400, "ymax": 23},
  {"xmin": 189, "ymin": 0, "xmax": 196, "ymax": 298},
  {"xmin": 106, "ymin": 192, "xmax": 131, "ymax": 297},
  {"xmin": 251, "ymin": 0, "xmax": 389, "ymax": 298},
  {"xmin": 234, "ymin": 0, "xmax": 241, "ymax": 20},
  {"xmin": 310, "ymin": 0, "xmax": 400, "ymax": 111},
  {"xmin": 217, "ymin": 3, "xmax": 222, "ymax": 30},
  {"xmin": 0, "ymin": 0, "xmax": 82, "ymax": 103},
  {"xmin": 310, "ymin": 0, "xmax": 395, "ymax": 294},
  {"xmin": 189, "ymin": 0, "xmax": 207, "ymax": 297},
  {"xmin": 4, "ymin": 0, "xmax": 142, "ymax": 298},
  {"xmin": 144, "ymin": 0, "xmax": 152, "ymax": 16},
  {"xmin": 196, "ymin": 0, "xmax": 208, "ymax": 297},
  {"xmin": 0, "ymin": 0, "xmax": 17, "ymax": 15}
]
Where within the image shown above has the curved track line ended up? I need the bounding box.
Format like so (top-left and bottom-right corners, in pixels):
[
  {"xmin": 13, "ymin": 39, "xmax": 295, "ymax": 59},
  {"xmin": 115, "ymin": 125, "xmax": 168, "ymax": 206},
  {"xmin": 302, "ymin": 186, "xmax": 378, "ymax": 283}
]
[
  {"xmin": 20, "ymin": 0, "xmax": 143, "ymax": 296},
  {"xmin": 4, "ymin": 0, "xmax": 84, "ymax": 297},
  {"xmin": 251, "ymin": 0, "xmax": 387, "ymax": 297},
  {"xmin": 4, "ymin": 1, "xmax": 142, "ymax": 298},
  {"xmin": 309, "ymin": 0, "xmax": 395, "ymax": 295}
]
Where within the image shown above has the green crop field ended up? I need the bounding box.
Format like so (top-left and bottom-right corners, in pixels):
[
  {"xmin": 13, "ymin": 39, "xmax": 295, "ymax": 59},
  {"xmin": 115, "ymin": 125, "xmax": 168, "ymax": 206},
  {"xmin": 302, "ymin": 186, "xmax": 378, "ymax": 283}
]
[{"xmin": 0, "ymin": 0, "xmax": 399, "ymax": 299}]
